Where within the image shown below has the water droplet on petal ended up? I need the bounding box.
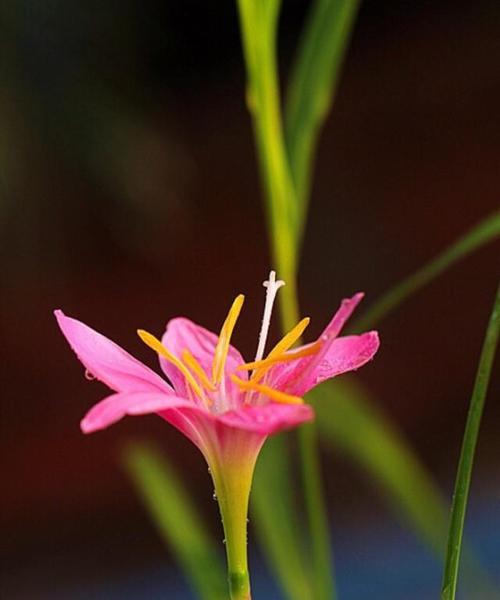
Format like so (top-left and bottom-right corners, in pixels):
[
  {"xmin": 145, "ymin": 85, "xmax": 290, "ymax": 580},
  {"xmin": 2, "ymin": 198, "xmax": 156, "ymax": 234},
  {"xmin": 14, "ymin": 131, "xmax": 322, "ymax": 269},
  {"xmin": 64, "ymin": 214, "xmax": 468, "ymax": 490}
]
[
  {"xmin": 222, "ymin": 538, "xmax": 226, "ymax": 545},
  {"xmin": 207, "ymin": 467, "xmax": 211, "ymax": 474},
  {"xmin": 84, "ymin": 369, "xmax": 96, "ymax": 381},
  {"xmin": 212, "ymin": 491, "xmax": 217, "ymax": 501}
]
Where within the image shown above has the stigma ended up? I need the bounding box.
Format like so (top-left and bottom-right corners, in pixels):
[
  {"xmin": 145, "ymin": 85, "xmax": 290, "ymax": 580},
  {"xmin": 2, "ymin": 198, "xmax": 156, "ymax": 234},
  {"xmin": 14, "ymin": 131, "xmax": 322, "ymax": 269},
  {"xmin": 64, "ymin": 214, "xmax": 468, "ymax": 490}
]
[{"xmin": 254, "ymin": 271, "xmax": 285, "ymax": 364}]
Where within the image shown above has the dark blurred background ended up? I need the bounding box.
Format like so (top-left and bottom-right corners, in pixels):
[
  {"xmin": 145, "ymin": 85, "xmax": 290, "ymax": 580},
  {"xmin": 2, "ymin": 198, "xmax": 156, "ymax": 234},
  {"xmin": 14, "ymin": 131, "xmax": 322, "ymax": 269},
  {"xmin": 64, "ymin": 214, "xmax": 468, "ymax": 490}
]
[{"xmin": 1, "ymin": 1, "xmax": 499, "ymax": 598}]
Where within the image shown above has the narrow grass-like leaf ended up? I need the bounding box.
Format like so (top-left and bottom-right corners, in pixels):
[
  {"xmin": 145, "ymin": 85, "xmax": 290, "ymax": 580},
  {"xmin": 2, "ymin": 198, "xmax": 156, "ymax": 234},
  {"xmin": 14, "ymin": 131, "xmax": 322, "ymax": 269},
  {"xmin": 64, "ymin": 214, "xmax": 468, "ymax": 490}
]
[
  {"xmin": 311, "ymin": 377, "xmax": 449, "ymax": 553},
  {"xmin": 313, "ymin": 378, "xmax": 498, "ymax": 597},
  {"xmin": 441, "ymin": 284, "xmax": 500, "ymax": 600},
  {"xmin": 285, "ymin": 0, "xmax": 361, "ymax": 229},
  {"xmin": 123, "ymin": 443, "xmax": 227, "ymax": 600},
  {"xmin": 251, "ymin": 436, "xmax": 312, "ymax": 600},
  {"xmin": 350, "ymin": 211, "xmax": 500, "ymax": 333}
]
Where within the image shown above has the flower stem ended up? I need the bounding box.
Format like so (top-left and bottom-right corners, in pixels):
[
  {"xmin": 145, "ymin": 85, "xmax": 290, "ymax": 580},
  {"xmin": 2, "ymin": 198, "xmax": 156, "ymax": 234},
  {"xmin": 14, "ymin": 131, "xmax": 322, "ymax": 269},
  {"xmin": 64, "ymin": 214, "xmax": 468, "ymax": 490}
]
[
  {"xmin": 213, "ymin": 465, "xmax": 252, "ymax": 599},
  {"xmin": 281, "ymin": 271, "xmax": 335, "ymax": 600},
  {"xmin": 236, "ymin": 2, "xmax": 335, "ymax": 598},
  {"xmin": 208, "ymin": 435, "xmax": 263, "ymax": 600},
  {"xmin": 298, "ymin": 423, "xmax": 335, "ymax": 600},
  {"xmin": 236, "ymin": 0, "xmax": 300, "ymax": 333}
]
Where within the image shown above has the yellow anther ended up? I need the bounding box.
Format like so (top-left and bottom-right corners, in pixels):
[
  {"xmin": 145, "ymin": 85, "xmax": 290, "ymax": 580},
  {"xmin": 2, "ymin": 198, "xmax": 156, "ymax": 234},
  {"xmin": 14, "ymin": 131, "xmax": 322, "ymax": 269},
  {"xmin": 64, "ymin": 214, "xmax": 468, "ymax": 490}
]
[
  {"xmin": 267, "ymin": 317, "xmax": 310, "ymax": 358},
  {"xmin": 137, "ymin": 329, "xmax": 204, "ymax": 399},
  {"xmin": 238, "ymin": 341, "xmax": 321, "ymax": 372},
  {"xmin": 249, "ymin": 316, "xmax": 311, "ymax": 383},
  {"xmin": 231, "ymin": 375, "xmax": 303, "ymax": 405},
  {"xmin": 212, "ymin": 294, "xmax": 245, "ymax": 385},
  {"xmin": 182, "ymin": 349, "xmax": 216, "ymax": 393}
]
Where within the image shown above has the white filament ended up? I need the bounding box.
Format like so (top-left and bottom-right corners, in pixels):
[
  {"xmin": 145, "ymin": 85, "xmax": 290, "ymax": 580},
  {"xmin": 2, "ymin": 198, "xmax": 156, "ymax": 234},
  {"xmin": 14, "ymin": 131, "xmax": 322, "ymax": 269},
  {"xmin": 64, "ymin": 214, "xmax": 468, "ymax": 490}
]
[{"xmin": 254, "ymin": 270, "xmax": 285, "ymax": 363}]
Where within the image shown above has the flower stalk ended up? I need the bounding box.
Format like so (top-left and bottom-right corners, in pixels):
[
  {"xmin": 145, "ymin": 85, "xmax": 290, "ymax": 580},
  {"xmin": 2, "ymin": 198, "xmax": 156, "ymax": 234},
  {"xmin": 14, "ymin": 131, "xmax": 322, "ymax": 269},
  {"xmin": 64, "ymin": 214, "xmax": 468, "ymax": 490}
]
[{"xmin": 208, "ymin": 436, "xmax": 264, "ymax": 600}]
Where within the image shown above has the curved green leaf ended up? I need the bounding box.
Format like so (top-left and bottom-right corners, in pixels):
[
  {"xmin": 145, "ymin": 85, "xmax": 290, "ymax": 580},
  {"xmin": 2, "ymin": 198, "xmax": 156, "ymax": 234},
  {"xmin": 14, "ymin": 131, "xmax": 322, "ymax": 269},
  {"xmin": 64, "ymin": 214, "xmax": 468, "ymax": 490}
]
[
  {"xmin": 350, "ymin": 211, "xmax": 500, "ymax": 333},
  {"xmin": 251, "ymin": 435, "xmax": 312, "ymax": 600},
  {"xmin": 311, "ymin": 378, "xmax": 449, "ymax": 553},
  {"xmin": 313, "ymin": 377, "xmax": 498, "ymax": 597},
  {"xmin": 285, "ymin": 0, "xmax": 361, "ymax": 230},
  {"xmin": 123, "ymin": 443, "xmax": 227, "ymax": 600}
]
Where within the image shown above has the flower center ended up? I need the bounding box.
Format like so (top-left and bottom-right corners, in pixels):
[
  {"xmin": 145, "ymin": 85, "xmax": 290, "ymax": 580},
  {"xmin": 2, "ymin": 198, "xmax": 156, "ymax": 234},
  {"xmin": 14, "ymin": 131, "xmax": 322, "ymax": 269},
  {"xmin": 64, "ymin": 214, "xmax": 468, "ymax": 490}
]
[
  {"xmin": 238, "ymin": 316, "xmax": 311, "ymax": 383},
  {"xmin": 230, "ymin": 271, "xmax": 321, "ymax": 405},
  {"xmin": 138, "ymin": 271, "xmax": 322, "ymax": 411}
]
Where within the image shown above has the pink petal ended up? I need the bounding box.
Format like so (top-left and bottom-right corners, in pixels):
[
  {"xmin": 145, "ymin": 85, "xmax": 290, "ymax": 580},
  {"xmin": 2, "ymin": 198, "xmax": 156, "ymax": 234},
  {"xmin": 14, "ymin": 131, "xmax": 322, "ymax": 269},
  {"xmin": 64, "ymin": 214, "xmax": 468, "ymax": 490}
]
[
  {"xmin": 156, "ymin": 404, "xmax": 312, "ymax": 464},
  {"xmin": 81, "ymin": 391, "xmax": 190, "ymax": 433},
  {"xmin": 157, "ymin": 401, "xmax": 313, "ymax": 443},
  {"xmin": 216, "ymin": 402, "xmax": 314, "ymax": 435},
  {"xmin": 281, "ymin": 331, "xmax": 380, "ymax": 396},
  {"xmin": 322, "ymin": 292, "xmax": 364, "ymax": 339},
  {"xmin": 82, "ymin": 392, "xmax": 313, "ymax": 455},
  {"xmin": 55, "ymin": 310, "xmax": 172, "ymax": 394},
  {"xmin": 266, "ymin": 293, "xmax": 367, "ymax": 391},
  {"xmin": 160, "ymin": 317, "xmax": 246, "ymax": 395}
]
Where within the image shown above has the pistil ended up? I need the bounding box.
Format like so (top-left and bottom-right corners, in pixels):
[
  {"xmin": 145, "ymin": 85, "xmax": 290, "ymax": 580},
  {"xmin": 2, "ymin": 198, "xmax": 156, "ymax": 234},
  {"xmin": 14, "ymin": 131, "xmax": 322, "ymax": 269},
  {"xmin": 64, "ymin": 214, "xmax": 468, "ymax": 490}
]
[{"xmin": 254, "ymin": 271, "xmax": 285, "ymax": 363}]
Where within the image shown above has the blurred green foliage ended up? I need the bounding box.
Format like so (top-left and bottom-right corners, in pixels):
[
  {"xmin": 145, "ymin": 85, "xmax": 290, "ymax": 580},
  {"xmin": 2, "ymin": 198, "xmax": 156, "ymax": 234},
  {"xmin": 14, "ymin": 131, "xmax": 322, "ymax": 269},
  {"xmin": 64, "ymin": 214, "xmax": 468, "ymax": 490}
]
[{"xmin": 123, "ymin": 443, "xmax": 227, "ymax": 600}]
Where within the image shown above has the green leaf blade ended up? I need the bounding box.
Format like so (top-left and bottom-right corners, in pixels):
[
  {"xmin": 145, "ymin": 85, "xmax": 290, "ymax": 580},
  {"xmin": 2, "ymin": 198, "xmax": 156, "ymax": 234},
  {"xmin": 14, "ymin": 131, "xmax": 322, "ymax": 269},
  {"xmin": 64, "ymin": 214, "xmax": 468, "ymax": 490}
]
[
  {"xmin": 285, "ymin": 0, "xmax": 361, "ymax": 225},
  {"xmin": 351, "ymin": 211, "xmax": 500, "ymax": 333},
  {"xmin": 251, "ymin": 435, "xmax": 313, "ymax": 600},
  {"xmin": 312, "ymin": 378, "xmax": 449, "ymax": 554},
  {"xmin": 441, "ymin": 284, "xmax": 500, "ymax": 600},
  {"xmin": 123, "ymin": 443, "xmax": 227, "ymax": 600}
]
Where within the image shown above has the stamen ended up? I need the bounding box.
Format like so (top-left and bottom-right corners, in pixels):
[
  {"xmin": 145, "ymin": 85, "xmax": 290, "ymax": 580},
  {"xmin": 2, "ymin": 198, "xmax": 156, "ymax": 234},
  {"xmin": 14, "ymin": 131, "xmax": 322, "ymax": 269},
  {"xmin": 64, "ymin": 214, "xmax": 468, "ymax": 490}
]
[
  {"xmin": 238, "ymin": 341, "xmax": 321, "ymax": 371},
  {"xmin": 182, "ymin": 350, "xmax": 216, "ymax": 393},
  {"xmin": 254, "ymin": 270, "xmax": 285, "ymax": 363},
  {"xmin": 250, "ymin": 317, "xmax": 311, "ymax": 384},
  {"xmin": 266, "ymin": 317, "xmax": 310, "ymax": 358},
  {"xmin": 137, "ymin": 329, "xmax": 204, "ymax": 399},
  {"xmin": 212, "ymin": 294, "xmax": 245, "ymax": 385},
  {"xmin": 231, "ymin": 375, "xmax": 303, "ymax": 405}
]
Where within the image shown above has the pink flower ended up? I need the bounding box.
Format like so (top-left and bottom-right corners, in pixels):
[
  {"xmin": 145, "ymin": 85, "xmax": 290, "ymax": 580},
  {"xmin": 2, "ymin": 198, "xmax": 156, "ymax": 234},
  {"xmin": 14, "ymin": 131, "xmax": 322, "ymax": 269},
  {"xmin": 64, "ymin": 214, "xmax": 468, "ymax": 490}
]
[
  {"xmin": 55, "ymin": 273, "xmax": 378, "ymax": 457},
  {"xmin": 55, "ymin": 272, "xmax": 379, "ymax": 599}
]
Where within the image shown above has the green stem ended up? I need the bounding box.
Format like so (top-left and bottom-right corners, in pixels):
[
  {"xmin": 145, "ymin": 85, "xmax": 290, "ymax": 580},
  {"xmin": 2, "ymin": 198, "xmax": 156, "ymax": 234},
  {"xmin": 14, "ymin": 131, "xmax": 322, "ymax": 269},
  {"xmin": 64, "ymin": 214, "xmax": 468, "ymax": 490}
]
[
  {"xmin": 236, "ymin": 0, "xmax": 300, "ymax": 332},
  {"xmin": 298, "ymin": 424, "xmax": 336, "ymax": 600},
  {"xmin": 210, "ymin": 453, "xmax": 257, "ymax": 600},
  {"xmin": 441, "ymin": 283, "xmax": 500, "ymax": 600},
  {"xmin": 280, "ymin": 271, "xmax": 335, "ymax": 600},
  {"xmin": 236, "ymin": 2, "xmax": 334, "ymax": 598}
]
